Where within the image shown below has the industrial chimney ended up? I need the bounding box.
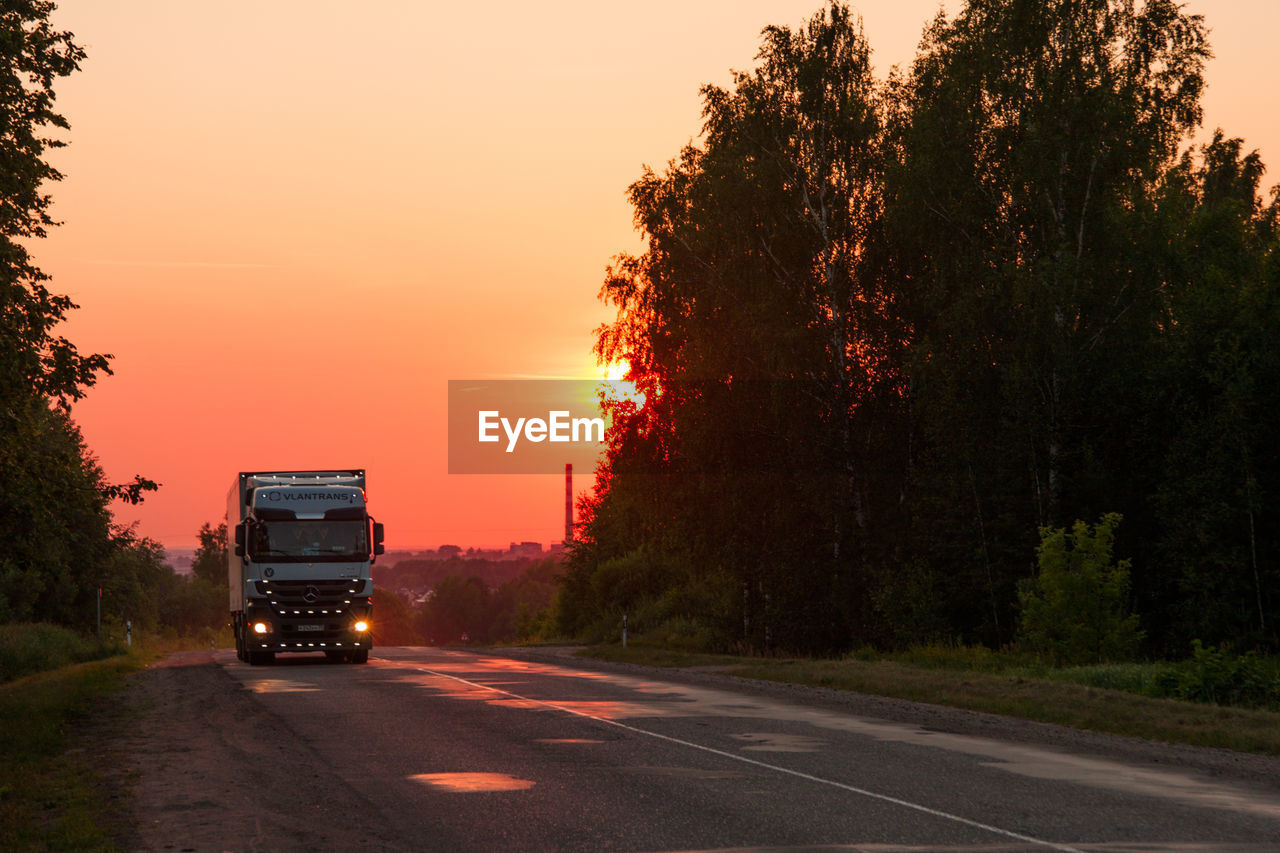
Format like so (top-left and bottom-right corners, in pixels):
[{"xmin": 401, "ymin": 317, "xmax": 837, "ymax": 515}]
[{"xmin": 564, "ymin": 463, "xmax": 573, "ymax": 544}]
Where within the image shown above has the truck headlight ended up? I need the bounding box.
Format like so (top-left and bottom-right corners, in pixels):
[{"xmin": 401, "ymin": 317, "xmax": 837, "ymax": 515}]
[
  {"xmin": 354, "ymin": 620, "xmax": 369, "ymax": 633},
  {"xmin": 253, "ymin": 621, "xmax": 270, "ymax": 634}
]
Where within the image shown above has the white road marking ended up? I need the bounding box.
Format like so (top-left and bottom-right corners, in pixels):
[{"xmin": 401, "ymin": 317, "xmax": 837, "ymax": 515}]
[
  {"xmin": 374, "ymin": 652, "xmax": 1280, "ymax": 823},
  {"xmin": 416, "ymin": 665, "xmax": 1085, "ymax": 853}
]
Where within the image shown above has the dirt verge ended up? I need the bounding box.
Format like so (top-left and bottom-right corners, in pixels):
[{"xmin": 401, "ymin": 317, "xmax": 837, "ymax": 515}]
[{"xmin": 83, "ymin": 650, "xmax": 405, "ymax": 852}]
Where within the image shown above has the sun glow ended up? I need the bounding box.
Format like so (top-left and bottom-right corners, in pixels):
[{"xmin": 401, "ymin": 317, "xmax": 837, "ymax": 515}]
[
  {"xmin": 597, "ymin": 361, "xmax": 646, "ymax": 410},
  {"xmin": 600, "ymin": 360, "xmax": 630, "ymax": 381}
]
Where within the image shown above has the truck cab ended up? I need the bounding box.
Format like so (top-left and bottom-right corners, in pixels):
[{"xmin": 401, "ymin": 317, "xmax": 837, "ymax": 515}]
[{"xmin": 228, "ymin": 471, "xmax": 384, "ymax": 665}]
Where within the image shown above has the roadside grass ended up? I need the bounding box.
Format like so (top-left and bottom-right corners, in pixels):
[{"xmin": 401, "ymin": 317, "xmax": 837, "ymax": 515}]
[
  {"xmin": 147, "ymin": 624, "xmax": 235, "ymax": 653},
  {"xmin": 0, "ymin": 626, "xmax": 219, "ymax": 850},
  {"xmin": 0, "ymin": 654, "xmax": 141, "ymax": 850},
  {"xmin": 582, "ymin": 644, "xmax": 1280, "ymax": 755},
  {"xmin": 853, "ymin": 643, "xmax": 1280, "ymax": 709},
  {"xmin": 0, "ymin": 623, "xmax": 122, "ymax": 684}
]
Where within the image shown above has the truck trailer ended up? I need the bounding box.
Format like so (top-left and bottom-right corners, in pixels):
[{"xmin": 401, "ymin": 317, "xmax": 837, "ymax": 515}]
[{"xmin": 227, "ymin": 470, "xmax": 384, "ymax": 665}]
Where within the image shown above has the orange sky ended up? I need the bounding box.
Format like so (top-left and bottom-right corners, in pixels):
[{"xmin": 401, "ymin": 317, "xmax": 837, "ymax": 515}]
[{"xmin": 40, "ymin": 1, "xmax": 1280, "ymax": 550}]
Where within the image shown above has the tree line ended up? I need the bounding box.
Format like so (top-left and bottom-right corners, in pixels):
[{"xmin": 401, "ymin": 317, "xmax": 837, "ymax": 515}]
[
  {"xmin": 375, "ymin": 556, "xmax": 561, "ymax": 646},
  {"xmin": 0, "ymin": 2, "xmax": 163, "ymax": 635},
  {"xmin": 557, "ymin": 0, "xmax": 1280, "ymax": 657}
]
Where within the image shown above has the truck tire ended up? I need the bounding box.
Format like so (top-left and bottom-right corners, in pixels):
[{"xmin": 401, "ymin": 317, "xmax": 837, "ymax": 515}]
[
  {"xmin": 248, "ymin": 650, "xmax": 274, "ymax": 666},
  {"xmin": 325, "ymin": 651, "xmax": 348, "ymax": 663},
  {"xmin": 351, "ymin": 650, "xmax": 369, "ymax": 664}
]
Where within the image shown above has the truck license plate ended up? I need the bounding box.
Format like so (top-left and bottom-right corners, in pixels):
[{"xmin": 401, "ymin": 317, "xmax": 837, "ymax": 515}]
[{"xmin": 297, "ymin": 624, "xmax": 323, "ymax": 632}]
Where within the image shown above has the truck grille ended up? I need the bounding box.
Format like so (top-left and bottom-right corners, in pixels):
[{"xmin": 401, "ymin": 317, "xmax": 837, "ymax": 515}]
[
  {"xmin": 254, "ymin": 579, "xmax": 357, "ymax": 609},
  {"xmin": 246, "ymin": 579, "xmax": 370, "ymax": 651}
]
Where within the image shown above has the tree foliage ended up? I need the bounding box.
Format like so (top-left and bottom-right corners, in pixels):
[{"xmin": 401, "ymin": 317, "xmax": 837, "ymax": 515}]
[
  {"xmin": 1149, "ymin": 133, "xmax": 1280, "ymax": 649},
  {"xmin": 191, "ymin": 522, "xmax": 227, "ymax": 587},
  {"xmin": 567, "ymin": 3, "xmax": 896, "ymax": 654},
  {"xmin": 0, "ymin": 400, "xmax": 111, "ymax": 624},
  {"xmin": 0, "ymin": 0, "xmax": 106, "ymax": 404},
  {"xmin": 371, "ymin": 587, "xmax": 422, "ymax": 646},
  {"xmin": 0, "ymin": 2, "xmax": 158, "ymax": 629},
  {"xmin": 564, "ymin": 0, "xmax": 1280, "ymax": 657},
  {"xmin": 417, "ymin": 558, "xmax": 561, "ymax": 645}
]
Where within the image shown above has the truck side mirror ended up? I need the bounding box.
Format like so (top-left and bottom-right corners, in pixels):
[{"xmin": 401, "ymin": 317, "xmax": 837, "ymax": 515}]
[
  {"xmin": 234, "ymin": 522, "xmax": 245, "ymax": 557},
  {"xmin": 373, "ymin": 522, "xmax": 385, "ymax": 556}
]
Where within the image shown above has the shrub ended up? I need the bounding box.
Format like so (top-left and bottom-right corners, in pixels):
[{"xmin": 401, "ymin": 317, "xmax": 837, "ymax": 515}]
[
  {"xmin": 1164, "ymin": 641, "xmax": 1280, "ymax": 708},
  {"xmin": 1018, "ymin": 513, "xmax": 1144, "ymax": 665}
]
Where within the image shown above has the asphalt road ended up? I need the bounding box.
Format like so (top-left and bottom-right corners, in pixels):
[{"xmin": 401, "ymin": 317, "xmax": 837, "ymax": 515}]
[{"xmin": 137, "ymin": 646, "xmax": 1280, "ymax": 852}]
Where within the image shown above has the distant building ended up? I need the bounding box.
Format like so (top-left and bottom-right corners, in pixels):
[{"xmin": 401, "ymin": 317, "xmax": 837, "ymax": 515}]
[{"xmin": 507, "ymin": 541, "xmax": 543, "ymax": 560}]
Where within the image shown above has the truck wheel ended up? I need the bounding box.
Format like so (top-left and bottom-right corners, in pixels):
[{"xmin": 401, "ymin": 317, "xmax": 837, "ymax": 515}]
[
  {"xmin": 351, "ymin": 650, "xmax": 369, "ymax": 664},
  {"xmin": 248, "ymin": 650, "xmax": 274, "ymax": 666},
  {"xmin": 325, "ymin": 651, "xmax": 348, "ymax": 663}
]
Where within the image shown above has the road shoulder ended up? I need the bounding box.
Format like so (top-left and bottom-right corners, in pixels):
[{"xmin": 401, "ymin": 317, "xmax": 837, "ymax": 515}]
[
  {"xmin": 82, "ymin": 649, "xmax": 406, "ymax": 852},
  {"xmin": 490, "ymin": 644, "xmax": 1280, "ymax": 795}
]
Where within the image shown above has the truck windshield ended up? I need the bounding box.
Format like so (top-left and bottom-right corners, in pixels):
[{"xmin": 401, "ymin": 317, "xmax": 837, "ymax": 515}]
[{"xmin": 249, "ymin": 519, "xmax": 369, "ymax": 562}]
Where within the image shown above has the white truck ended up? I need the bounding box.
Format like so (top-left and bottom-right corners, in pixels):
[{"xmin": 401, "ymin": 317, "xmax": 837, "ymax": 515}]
[{"xmin": 227, "ymin": 470, "xmax": 384, "ymax": 665}]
